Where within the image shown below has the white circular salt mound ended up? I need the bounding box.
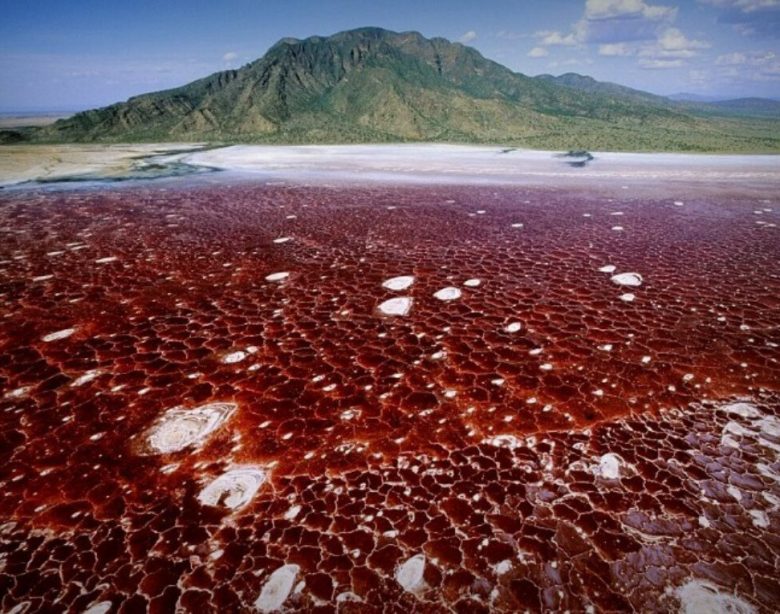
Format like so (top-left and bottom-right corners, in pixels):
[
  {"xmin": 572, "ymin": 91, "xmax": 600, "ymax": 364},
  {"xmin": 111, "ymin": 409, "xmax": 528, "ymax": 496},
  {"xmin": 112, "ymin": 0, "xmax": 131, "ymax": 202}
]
[
  {"xmin": 382, "ymin": 275, "xmax": 415, "ymax": 291},
  {"xmin": 610, "ymin": 272, "xmax": 643, "ymax": 287},
  {"xmin": 396, "ymin": 554, "xmax": 426, "ymax": 593},
  {"xmin": 377, "ymin": 296, "xmax": 413, "ymax": 316},
  {"xmin": 595, "ymin": 453, "xmax": 622, "ymax": 480},
  {"xmin": 146, "ymin": 402, "xmax": 236, "ymax": 454},
  {"xmin": 505, "ymin": 322, "xmax": 522, "ymax": 333},
  {"xmin": 198, "ymin": 465, "xmax": 266, "ymax": 510},
  {"xmin": 82, "ymin": 602, "xmax": 113, "ymax": 614},
  {"xmin": 255, "ymin": 564, "xmax": 300, "ymax": 613},
  {"xmin": 434, "ymin": 287, "xmax": 462, "ymax": 301},
  {"xmin": 42, "ymin": 328, "xmax": 76, "ymax": 342},
  {"xmin": 675, "ymin": 580, "xmax": 756, "ymax": 614},
  {"xmin": 222, "ymin": 350, "xmax": 247, "ymax": 364},
  {"xmin": 463, "ymin": 278, "xmax": 481, "ymax": 287},
  {"xmin": 598, "ymin": 265, "xmax": 616, "ymax": 273},
  {"xmin": 265, "ymin": 271, "xmax": 289, "ymax": 282}
]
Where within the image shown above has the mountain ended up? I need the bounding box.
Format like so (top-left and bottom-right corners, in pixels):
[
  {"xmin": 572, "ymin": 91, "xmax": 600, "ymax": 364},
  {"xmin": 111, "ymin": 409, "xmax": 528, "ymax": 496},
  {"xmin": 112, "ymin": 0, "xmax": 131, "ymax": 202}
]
[{"xmin": 23, "ymin": 27, "xmax": 780, "ymax": 152}]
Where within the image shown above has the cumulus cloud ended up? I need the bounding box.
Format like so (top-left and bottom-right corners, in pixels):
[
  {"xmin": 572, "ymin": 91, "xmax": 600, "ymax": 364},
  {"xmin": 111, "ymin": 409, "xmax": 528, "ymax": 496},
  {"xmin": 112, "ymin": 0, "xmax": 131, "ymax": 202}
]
[
  {"xmin": 714, "ymin": 49, "xmax": 780, "ymax": 79},
  {"xmin": 528, "ymin": 46, "xmax": 550, "ymax": 57},
  {"xmin": 459, "ymin": 30, "xmax": 477, "ymax": 43},
  {"xmin": 598, "ymin": 42, "xmax": 633, "ymax": 55},
  {"xmin": 536, "ymin": 30, "xmax": 579, "ymax": 46},
  {"xmin": 585, "ymin": 0, "xmax": 677, "ymax": 21},
  {"xmin": 223, "ymin": 51, "xmax": 238, "ymax": 63}
]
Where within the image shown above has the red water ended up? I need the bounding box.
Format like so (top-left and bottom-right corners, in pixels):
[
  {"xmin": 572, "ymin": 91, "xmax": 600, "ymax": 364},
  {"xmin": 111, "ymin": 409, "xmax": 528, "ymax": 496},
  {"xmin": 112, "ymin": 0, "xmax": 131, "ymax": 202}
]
[{"xmin": 0, "ymin": 181, "xmax": 778, "ymax": 612}]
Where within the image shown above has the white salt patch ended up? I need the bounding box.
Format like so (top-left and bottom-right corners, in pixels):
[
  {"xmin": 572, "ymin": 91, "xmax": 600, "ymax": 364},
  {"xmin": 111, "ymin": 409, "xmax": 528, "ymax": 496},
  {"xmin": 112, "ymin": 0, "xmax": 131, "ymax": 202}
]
[
  {"xmin": 758, "ymin": 416, "xmax": 780, "ymax": 438},
  {"xmin": 33, "ymin": 274, "xmax": 53, "ymax": 282},
  {"xmin": 273, "ymin": 237, "xmax": 292, "ymax": 243},
  {"xmin": 284, "ymin": 505, "xmax": 301, "ymax": 520},
  {"xmin": 434, "ymin": 287, "xmax": 462, "ymax": 301},
  {"xmin": 82, "ymin": 602, "xmax": 113, "ymax": 614},
  {"xmin": 265, "ymin": 271, "xmax": 289, "ymax": 282},
  {"xmin": 95, "ymin": 256, "xmax": 118, "ymax": 264},
  {"xmin": 611, "ymin": 272, "xmax": 643, "ymax": 287},
  {"xmin": 612, "ymin": 226, "xmax": 624, "ymax": 231},
  {"xmin": 719, "ymin": 402, "xmax": 761, "ymax": 419},
  {"xmin": 146, "ymin": 402, "xmax": 236, "ymax": 454},
  {"xmin": 540, "ymin": 363, "xmax": 553, "ymax": 371},
  {"xmin": 675, "ymin": 580, "xmax": 756, "ymax": 614},
  {"xmin": 511, "ymin": 222, "xmax": 524, "ymax": 228},
  {"xmin": 598, "ymin": 344, "xmax": 613, "ymax": 352},
  {"xmin": 505, "ymin": 322, "xmax": 522, "ymax": 333},
  {"xmin": 336, "ymin": 592, "xmax": 362, "ymax": 603},
  {"xmin": 378, "ymin": 297, "xmax": 413, "ymax": 316},
  {"xmin": 42, "ymin": 328, "xmax": 76, "ymax": 342},
  {"xmin": 748, "ymin": 510, "xmax": 769, "ymax": 528},
  {"xmin": 598, "ymin": 265, "xmax": 616, "ymax": 273},
  {"xmin": 222, "ymin": 350, "xmax": 247, "ymax": 364},
  {"xmin": 494, "ymin": 560, "xmax": 513, "ymax": 575},
  {"xmin": 698, "ymin": 516, "xmax": 711, "ymax": 528},
  {"xmin": 255, "ymin": 564, "xmax": 300, "ymax": 613},
  {"xmin": 727, "ymin": 485, "xmax": 742, "ymax": 501},
  {"xmin": 674, "ymin": 201, "xmax": 684, "ymax": 206},
  {"xmin": 71, "ymin": 370, "xmax": 100, "ymax": 387},
  {"xmin": 595, "ymin": 453, "xmax": 622, "ymax": 480},
  {"xmin": 198, "ymin": 466, "xmax": 266, "ymax": 510},
  {"xmin": 482, "ymin": 435, "xmax": 521, "ymax": 449},
  {"xmin": 382, "ymin": 275, "xmax": 415, "ymax": 291},
  {"xmin": 641, "ymin": 356, "xmax": 652, "ymax": 364},
  {"xmin": 463, "ymin": 278, "xmax": 481, "ymax": 287},
  {"xmin": 620, "ymin": 293, "xmax": 636, "ymax": 302},
  {"xmin": 396, "ymin": 554, "xmax": 426, "ymax": 593}
]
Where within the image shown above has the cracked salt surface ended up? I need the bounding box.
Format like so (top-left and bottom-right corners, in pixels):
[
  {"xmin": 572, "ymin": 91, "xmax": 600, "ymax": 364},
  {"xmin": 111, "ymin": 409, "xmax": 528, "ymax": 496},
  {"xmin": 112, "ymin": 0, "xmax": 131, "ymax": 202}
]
[{"xmin": 675, "ymin": 580, "xmax": 756, "ymax": 614}]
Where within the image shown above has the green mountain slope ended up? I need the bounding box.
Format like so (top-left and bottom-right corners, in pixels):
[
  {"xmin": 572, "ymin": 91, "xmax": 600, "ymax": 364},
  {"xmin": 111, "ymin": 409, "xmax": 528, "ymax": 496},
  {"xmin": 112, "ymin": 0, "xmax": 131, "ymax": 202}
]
[{"xmin": 26, "ymin": 27, "xmax": 780, "ymax": 152}]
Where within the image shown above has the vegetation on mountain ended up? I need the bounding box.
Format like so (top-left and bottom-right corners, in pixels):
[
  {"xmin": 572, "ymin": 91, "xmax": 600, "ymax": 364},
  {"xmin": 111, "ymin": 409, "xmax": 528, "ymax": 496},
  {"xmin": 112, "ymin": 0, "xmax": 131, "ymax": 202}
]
[{"xmin": 19, "ymin": 27, "xmax": 780, "ymax": 152}]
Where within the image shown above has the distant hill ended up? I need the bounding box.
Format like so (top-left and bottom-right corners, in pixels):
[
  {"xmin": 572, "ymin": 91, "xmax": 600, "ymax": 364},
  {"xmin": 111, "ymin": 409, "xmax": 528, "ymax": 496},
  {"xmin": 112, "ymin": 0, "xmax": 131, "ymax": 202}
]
[{"xmin": 19, "ymin": 27, "xmax": 780, "ymax": 152}]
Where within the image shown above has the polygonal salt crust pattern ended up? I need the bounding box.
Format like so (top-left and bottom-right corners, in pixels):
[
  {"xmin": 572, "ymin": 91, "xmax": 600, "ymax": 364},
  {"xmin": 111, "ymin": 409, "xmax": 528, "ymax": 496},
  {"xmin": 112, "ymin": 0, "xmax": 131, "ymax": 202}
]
[{"xmin": 0, "ymin": 182, "xmax": 778, "ymax": 612}]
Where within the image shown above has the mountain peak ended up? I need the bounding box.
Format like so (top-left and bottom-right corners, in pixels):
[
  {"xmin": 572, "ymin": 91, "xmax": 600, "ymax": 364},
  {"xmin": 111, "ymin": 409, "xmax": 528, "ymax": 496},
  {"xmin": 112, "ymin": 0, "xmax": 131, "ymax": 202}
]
[{"xmin": 31, "ymin": 27, "xmax": 780, "ymax": 152}]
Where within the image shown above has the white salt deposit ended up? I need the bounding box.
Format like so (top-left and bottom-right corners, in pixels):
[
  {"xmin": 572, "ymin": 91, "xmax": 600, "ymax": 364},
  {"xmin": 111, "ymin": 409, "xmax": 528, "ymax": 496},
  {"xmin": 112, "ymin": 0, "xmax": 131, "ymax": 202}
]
[
  {"xmin": 145, "ymin": 402, "xmax": 236, "ymax": 454},
  {"xmin": 82, "ymin": 602, "xmax": 113, "ymax": 614},
  {"xmin": 41, "ymin": 328, "xmax": 76, "ymax": 342},
  {"xmin": 377, "ymin": 297, "xmax": 413, "ymax": 316},
  {"xmin": 71, "ymin": 370, "xmax": 100, "ymax": 387},
  {"xmin": 598, "ymin": 265, "xmax": 616, "ymax": 273},
  {"xmin": 284, "ymin": 505, "xmax": 301, "ymax": 520},
  {"xmin": 273, "ymin": 237, "xmax": 292, "ymax": 243},
  {"xmin": 434, "ymin": 287, "xmax": 462, "ymax": 301},
  {"xmin": 396, "ymin": 554, "xmax": 426, "ymax": 593},
  {"xmin": 511, "ymin": 222, "xmax": 524, "ymax": 228},
  {"xmin": 675, "ymin": 580, "xmax": 756, "ymax": 614},
  {"xmin": 95, "ymin": 256, "xmax": 118, "ymax": 264},
  {"xmin": 382, "ymin": 275, "xmax": 415, "ymax": 291},
  {"xmin": 595, "ymin": 453, "xmax": 622, "ymax": 480},
  {"xmin": 483, "ymin": 435, "xmax": 522, "ymax": 449},
  {"xmin": 619, "ymin": 293, "xmax": 636, "ymax": 302},
  {"xmin": 197, "ymin": 465, "xmax": 266, "ymax": 510},
  {"xmin": 463, "ymin": 278, "xmax": 481, "ymax": 287},
  {"xmin": 611, "ymin": 272, "xmax": 643, "ymax": 287},
  {"xmin": 222, "ymin": 350, "xmax": 248, "ymax": 364},
  {"xmin": 265, "ymin": 271, "xmax": 290, "ymax": 282},
  {"xmin": 504, "ymin": 322, "xmax": 522, "ymax": 333},
  {"xmin": 719, "ymin": 402, "xmax": 761, "ymax": 419},
  {"xmin": 255, "ymin": 564, "xmax": 300, "ymax": 613}
]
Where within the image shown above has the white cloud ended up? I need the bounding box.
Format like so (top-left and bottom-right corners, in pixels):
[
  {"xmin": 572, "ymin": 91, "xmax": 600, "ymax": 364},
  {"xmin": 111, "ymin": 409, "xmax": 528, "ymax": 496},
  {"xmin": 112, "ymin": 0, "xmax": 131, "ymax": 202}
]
[
  {"xmin": 459, "ymin": 30, "xmax": 477, "ymax": 43},
  {"xmin": 598, "ymin": 42, "xmax": 633, "ymax": 55},
  {"xmin": 528, "ymin": 46, "xmax": 550, "ymax": 58},
  {"xmin": 536, "ymin": 30, "xmax": 579, "ymax": 46},
  {"xmin": 223, "ymin": 51, "xmax": 238, "ymax": 62},
  {"xmin": 657, "ymin": 28, "xmax": 710, "ymax": 53},
  {"xmin": 585, "ymin": 0, "xmax": 677, "ymax": 21},
  {"xmin": 639, "ymin": 58, "xmax": 684, "ymax": 68}
]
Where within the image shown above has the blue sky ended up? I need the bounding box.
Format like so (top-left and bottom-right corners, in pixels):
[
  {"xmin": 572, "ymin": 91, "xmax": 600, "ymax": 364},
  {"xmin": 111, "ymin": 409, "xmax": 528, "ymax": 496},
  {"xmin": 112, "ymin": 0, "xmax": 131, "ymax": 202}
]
[{"xmin": 1, "ymin": 0, "xmax": 778, "ymax": 111}]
